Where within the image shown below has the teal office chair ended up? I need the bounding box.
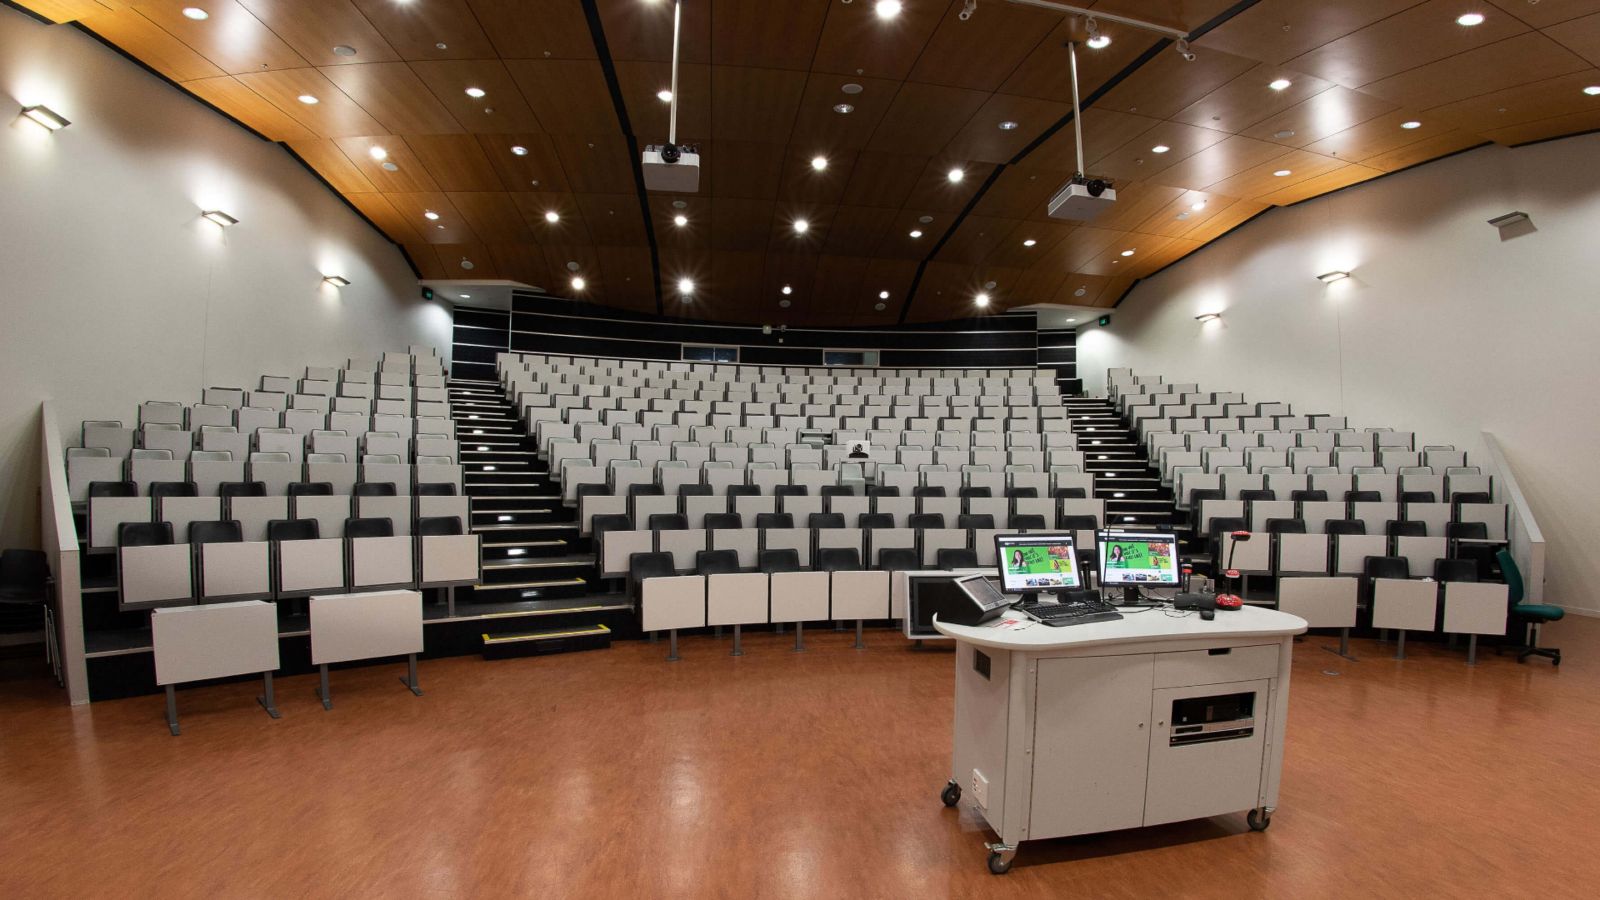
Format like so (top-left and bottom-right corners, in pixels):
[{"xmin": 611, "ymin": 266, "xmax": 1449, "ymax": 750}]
[{"xmin": 1496, "ymin": 549, "xmax": 1562, "ymax": 666}]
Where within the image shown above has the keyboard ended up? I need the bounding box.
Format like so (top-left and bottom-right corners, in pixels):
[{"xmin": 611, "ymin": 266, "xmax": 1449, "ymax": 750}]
[{"xmin": 1015, "ymin": 599, "xmax": 1124, "ymax": 627}]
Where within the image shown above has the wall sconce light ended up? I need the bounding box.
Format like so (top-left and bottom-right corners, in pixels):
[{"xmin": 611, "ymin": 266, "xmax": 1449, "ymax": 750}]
[
  {"xmin": 21, "ymin": 105, "xmax": 70, "ymax": 131},
  {"xmin": 322, "ymin": 275, "xmax": 350, "ymax": 287},
  {"xmin": 1316, "ymin": 271, "xmax": 1350, "ymax": 284},
  {"xmin": 1487, "ymin": 211, "xmax": 1530, "ymax": 229},
  {"xmin": 1194, "ymin": 312, "xmax": 1221, "ymax": 323},
  {"xmin": 201, "ymin": 210, "xmax": 238, "ymax": 227}
]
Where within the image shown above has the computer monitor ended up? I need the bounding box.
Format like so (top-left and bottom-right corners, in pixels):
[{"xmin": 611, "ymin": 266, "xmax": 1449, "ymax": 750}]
[
  {"xmin": 995, "ymin": 533, "xmax": 1081, "ymax": 596},
  {"xmin": 1097, "ymin": 530, "xmax": 1181, "ymax": 604}
]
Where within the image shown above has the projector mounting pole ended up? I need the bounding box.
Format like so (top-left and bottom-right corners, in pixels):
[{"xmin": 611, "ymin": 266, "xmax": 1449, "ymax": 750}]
[
  {"xmin": 1067, "ymin": 39, "xmax": 1083, "ymax": 178},
  {"xmin": 668, "ymin": 0, "xmax": 682, "ymax": 146}
]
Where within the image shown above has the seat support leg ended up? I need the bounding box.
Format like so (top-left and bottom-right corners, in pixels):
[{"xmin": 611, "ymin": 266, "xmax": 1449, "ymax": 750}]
[
  {"xmin": 165, "ymin": 685, "xmax": 180, "ymax": 736},
  {"xmin": 319, "ymin": 664, "xmax": 332, "ymax": 710},
  {"xmin": 402, "ymin": 653, "xmax": 423, "ymax": 696},
  {"xmin": 794, "ymin": 622, "xmax": 805, "ymax": 652},
  {"xmin": 731, "ymin": 624, "xmax": 743, "ymax": 657},
  {"xmin": 667, "ymin": 629, "xmax": 680, "ymax": 662},
  {"xmin": 257, "ymin": 672, "xmax": 280, "ymax": 719},
  {"xmin": 854, "ymin": 619, "xmax": 865, "ymax": 650},
  {"xmin": 1394, "ymin": 630, "xmax": 1406, "ymax": 660},
  {"xmin": 1467, "ymin": 634, "xmax": 1478, "ymax": 667}
]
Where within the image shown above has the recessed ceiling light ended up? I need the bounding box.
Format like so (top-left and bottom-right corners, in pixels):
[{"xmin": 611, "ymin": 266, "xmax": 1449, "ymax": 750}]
[
  {"xmin": 793, "ymin": 219, "xmax": 809, "ymax": 234},
  {"xmin": 946, "ymin": 167, "xmax": 965, "ymax": 183},
  {"xmin": 673, "ymin": 214, "xmax": 688, "ymax": 227},
  {"xmin": 1401, "ymin": 120, "xmax": 1421, "ymax": 129},
  {"xmin": 1268, "ymin": 78, "xmax": 1292, "ymax": 91},
  {"xmin": 1584, "ymin": 85, "xmax": 1600, "ymax": 96},
  {"xmin": 1073, "ymin": 288, "xmax": 1086, "ymax": 298},
  {"xmin": 879, "ymin": 290, "xmax": 890, "ymax": 300},
  {"xmin": 841, "ymin": 83, "xmax": 864, "ymax": 95},
  {"xmin": 874, "ymin": 302, "xmax": 887, "ymax": 311},
  {"xmin": 1023, "ymin": 239, "xmax": 1037, "ymax": 247},
  {"xmin": 1151, "ymin": 144, "xmax": 1170, "ymax": 153},
  {"xmin": 834, "ymin": 103, "xmax": 854, "ymax": 114},
  {"xmin": 465, "ymin": 87, "xmax": 486, "ymax": 98},
  {"xmin": 202, "ymin": 210, "xmax": 237, "ymax": 227},
  {"xmin": 511, "ymin": 145, "xmax": 528, "ymax": 155},
  {"xmin": 460, "ymin": 294, "xmax": 471, "ymax": 299},
  {"xmin": 571, "ymin": 276, "xmax": 586, "ymax": 291},
  {"xmin": 544, "ymin": 210, "xmax": 560, "ymax": 223},
  {"xmin": 657, "ymin": 89, "xmax": 673, "ymax": 102},
  {"xmin": 781, "ymin": 285, "xmax": 793, "ymax": 295},
  {"xmin": 1273, "ymin": 129, "xmax": 1295, "ymax": 139},
  {"xmin": 181, "ymin": 7, "xmax": 208, "ymax": 20},
  {"xmin": 999, "ymin": 120, "xmax": 1019, "ymax": 131},
  {"xmin": 1456, "ymin": 12, "xmax": 1485, "ymax": 27},
  {"xmin": 875, "ymin": 0, "xmax": 902, "ymax": 19},
  {"xmin": 333, "ymin": 45, "xmax": 358, "ymax": 57},
  {"xmin": 424, "ymin": 210, "xmax": 440, "ymax": 220},
  {"xmin": 1190, "ymin": 200, "xmax": 1206, "ymax": 210},
  {"xmin": 1087, "ymin": 34, "xmax": 1111, "ymax": 49},
  {"xmin": 369, "ymin": 146, "xmax": 388, "ymax": 161},
  {"xmin": 918, "ymin": 215, "xmax": 934, "ymax": 223},
  {"xmin": 678, "ymin": 278, "xmax": 694, "ymax": 294},
  {"xmin": 1120, "ymin": 249, "xmax": 1135, "ymax": 257},
  {"xmin": 974, "ymin": 292, "xmax": 990, "ymax": 307},
  {"xmin": 909, "ymin": 229, "xmax": 923, "ymax": 238},
  {"xmin": 20, "ymin": 105, "xmax": 69, "ymax": 131},
  {"xmin": 811, "ymin": 155, "xmax": 827, "ymax": 171},
  {"xmin": 1273, "ymin": 169, "xmax": 1292, "ymax": 177},
  {"xmin": 297, "ymin": 94, "xmax": 319, "ymax": 105},
  {"xmin": 381, "ymin": 162, "xmax": 398, "ymax": 171}
]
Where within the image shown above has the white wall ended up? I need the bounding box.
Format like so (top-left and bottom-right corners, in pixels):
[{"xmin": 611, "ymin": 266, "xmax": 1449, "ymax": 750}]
[
  {"xmin": 0, "ymin": 9, "xmax": 453, "ymax": 549},
  {"xmin": 1077, "ymin": 133, "xmax": 1600, "ymax": 613}
]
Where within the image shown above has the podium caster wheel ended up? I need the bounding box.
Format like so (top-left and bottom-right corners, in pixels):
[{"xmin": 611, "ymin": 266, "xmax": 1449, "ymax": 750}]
[
  {"xmin": 987, "ymin": 851, "xmax": 1012, "ymax": 875},
  {"xmin": 1247, "ymin": 808, "xmax": 1272, "ymax": 831},
  {"xmin": 940, "ymin": 781, "xmax": 961, "ymax": 808}
]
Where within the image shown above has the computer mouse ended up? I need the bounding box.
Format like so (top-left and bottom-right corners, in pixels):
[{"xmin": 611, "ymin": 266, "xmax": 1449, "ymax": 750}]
[{"xmin": 1200, "ymin": 609, "xmax": 1215, "ymax": 621}]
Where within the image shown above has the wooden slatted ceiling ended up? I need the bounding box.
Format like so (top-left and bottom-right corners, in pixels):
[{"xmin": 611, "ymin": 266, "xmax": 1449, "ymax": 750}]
[{"xmin": 20, "ymin": 0, "xmax": 1600, "ymax": 323}]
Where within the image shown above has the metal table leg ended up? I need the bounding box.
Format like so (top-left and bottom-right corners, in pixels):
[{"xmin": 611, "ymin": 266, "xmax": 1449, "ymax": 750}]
[
  {"xmin": 401, "ymin": 653, "xmax": 423, "ymax": 696},
  {"xmin": 667, "ymin": 629, "xmax": 680, "ymax": 662},
  {"xmin": 793, "ymin": 622, "xmax": 805, "ymax": 652},
  {"xmin": 731, "ymin": 624, "xmax": 743, "ymax": 657},
  {"xmin": 257, "ymin": 672, "xmax": 281, "ymax": 719},
  {"xmin": 854, "ymin": 619, "xmax": 865, "ymax": 650},
  {"xmin": 319, "ymin": 663, "xmax": 333, "ymax": 710},
  {"xmin": 166, "ymin": 685, "xmax": 181, "ymax": 736}
]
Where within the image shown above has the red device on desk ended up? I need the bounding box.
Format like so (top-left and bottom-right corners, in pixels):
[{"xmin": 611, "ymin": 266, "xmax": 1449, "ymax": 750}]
[{"xmin": 1215, "ymin": 530, "xmax": 1254, "ymax": 611}]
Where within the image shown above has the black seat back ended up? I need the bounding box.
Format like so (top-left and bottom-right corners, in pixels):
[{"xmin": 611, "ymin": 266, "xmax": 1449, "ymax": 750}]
[
  {"xmin": 957, "ymin": 514, "xmax": 994, "ymax": 530},
  {"xmin": 808, "ymin": 513, "xmax": 846, "ymax": 529},
  {"xmin": 1238, "ymin": 489, "xmax": 1275, "ymax": 504},
  {"xmin": 1291, "ymin": 489, "xmax": 1328, "ymax": 503},
  {"xmin": 648, "ymin": 513, "xmax": 688, "ymax": 532},
  {"xmin": 149, "ymin": 481, "xmax": 198, "ymax": 499},
  {"xmin": 1451, "ymin": 491, "xmax": 1492, "ymax": 509},
  {"xmin": 287, "ymin": 481, "xmax": 334, "ymax": 497},
  {"xmin": 695, "ymin": 549, "xmax": 740, "ymax": 576},
  {"xmin": 88, "ymin": 481, "xmax": 137, "ymax": 499},
  {"xmin": 219, "ymin": 481, "xmax": 267, "ymax": 498},
  {"xmin": 937, "ymin": 547, "xmax": 979, "ymax": 569},
  {"xmin": 345, "ymin": 517, "xmax": 395, "ymax": 539},
  {"xmin": 1363, "ymin": 555, "xmax": 1410, "ymax": 580},
  {"xmin": 416, "ymin": 482, "xmax": 457, "ymax": 496},
  {"xmin": 817, "ymin": 547, "xmax": 862, "ymax": 572},
  {"xmin": 1059, "ymin": 515, "xmax": 1098, "ymax": 532},
  {"xmin": 415, "ymin": 516, "xmax": 463, "ymax": 536},
  {"xmin": 118, "ymin": 521, "xmax": 173, "ymax": 547},
  {"xmin": 773, "ymin": 484, "xmax": 808, "ymax": 499},
  {"xmin": 1188, "ymin": 487, "xmax": 1225, "ymax": 510},
  {"xmin": 1446, "ymin": 521, "xmax": 1489, "ymax": 541},
  {"xmin": 1399, "ymin": 490, "xmax": 1436, "ymax": 504},
  {"xmin": 703, "ymin": 513, "xmax": 743, "ymax": 530},
  {"xmin": 628, "ymin": 483, "xmax": 664, "ymax": 498},
  {"xmin": 867, "ymin": 485, "xmax": 900, "ymax": 498},
  {"xmin": 858, "ymin": 513, "xmax": 894, "ymax": 530},
  {"xmin": 755, "ymin": 512, "xmax": 793, "ymax": 530},
  {"xmin": 628, "ymin": 551, "xmax": 677, "ymax": 598},
  {"xmin": 592, "ymin": 514, "xmax": 633, "ymax": 538},
  {"xmin": 1054, "ymin": 487, "xmax": 1087, "ymax": 500},
  {"xmin": 1008, "ymin": 486, "xmax": 1039, "ymax": 499},
  {"xmin": 912, "ymin": 485, "xmax": 946, "ymax": 499},
  {"xmin": 1385, "ymin": 520, "xmax": 1426, "ymax": 538},
  {"xmin": 267, "ymin": 518, "xmax": 319, "ymax": 541},
  {"xmin": 353, "ymin": 482, "xmax": 397, "ymax": 497},
  {"xmin": 758, "ymin": 549, "xmax": 802, "ymax": 574},
  {"xmin": 188, "ymin": 520, "xmax": 242, "ymax": 544},
  {"xmin": 1345, "ymin": 490, "xmax": 1382, "ymax": 504},
  {"xmin": 820, "ymin": 485, "xmax": 854, "ymax": 499},
  {"xmin": 725, "ymin": 484, "xmax": 759, "ymax": 499},
  {"xmin": 574, "ymin": 483, "xmax": 609, "ymax": 500},
  {"xmin": 0, "ymin": 549, "xmax": 50, "ymax": 595},
  {"xmin": 877, "ymin": 547, "xmax": 918, "ymax": 571},
  {"xmin": 1324, "ymin": 519, "xmax": 1366, "ymax": 536},
  {"xmin": 1207, "ymin": 516, "xmax": 1248, "ymax": 537},
  {"xmin": 959, "ymin": 486, "xmax": 992, "ymax": 499},
  {"xmin": 1009, "ymin": 514, "xmax": 1047, "ymax": 530},
  {"xmin": 1434, "ymin": 558, "xmax": 1479, "ymax": 583},
  {"xmin": 678, "ymin": 483, "xmax": 713, "ymax": 498},
  {"xmin": 1265, "ymin": 518, "xmax": 1306, "ymax": 535},
  {"xmin": 907, "ymin": 513, "xmax": 945, "ymax": 529}
]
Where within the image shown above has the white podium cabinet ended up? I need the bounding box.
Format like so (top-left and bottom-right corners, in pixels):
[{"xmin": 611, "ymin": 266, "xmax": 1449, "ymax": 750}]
[{"xmin": 934, "ymin": 606, "xmax": 1307, "ymax": 874}]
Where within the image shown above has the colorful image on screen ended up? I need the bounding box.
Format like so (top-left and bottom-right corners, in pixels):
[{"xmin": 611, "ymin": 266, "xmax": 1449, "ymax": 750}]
[
  {"xmin": 1099, "ymin": 537, "xmax": 1179, "ymax": 585},
  {"xmin": 1000, "ymin": 542, "xmax": 1078, "ymax": 590}
]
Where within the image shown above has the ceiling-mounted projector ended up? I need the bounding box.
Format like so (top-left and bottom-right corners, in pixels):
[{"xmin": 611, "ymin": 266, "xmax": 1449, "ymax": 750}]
[
  {"xmin": 1047, "ymin": 174, "xmax": 1117, "ymax": 222},
  {"xmin": 643, "ymin": 142, "xmax": 700, "ymax": 192}
]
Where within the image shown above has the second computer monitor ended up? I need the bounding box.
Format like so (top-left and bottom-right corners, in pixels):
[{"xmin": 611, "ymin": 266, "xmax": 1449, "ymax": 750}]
[
  {"xmin": 1097, "ymin": 530, "xmax": 1181, "ymax": 599},
  {"xmin": 995, "ymin": 533, "xmax": 1082, "ymax": 596}
]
